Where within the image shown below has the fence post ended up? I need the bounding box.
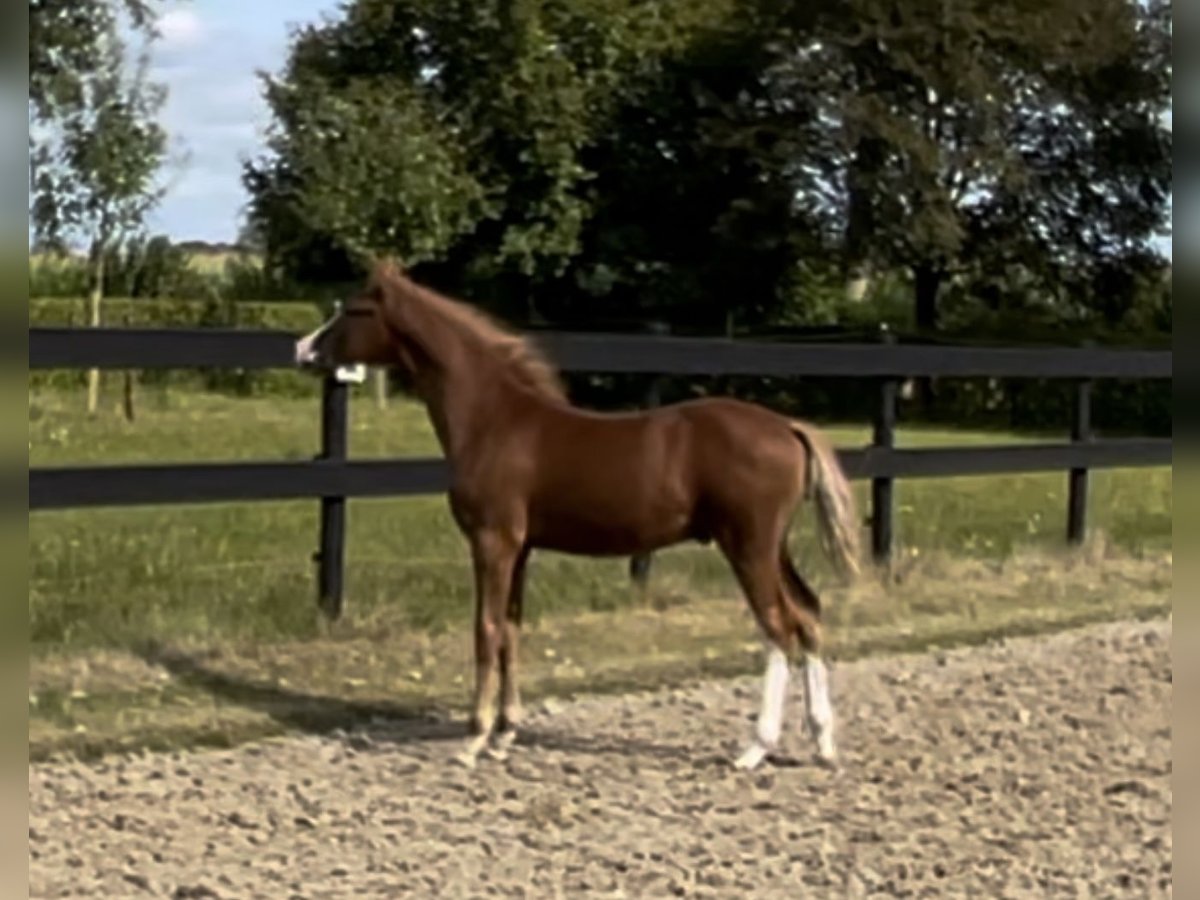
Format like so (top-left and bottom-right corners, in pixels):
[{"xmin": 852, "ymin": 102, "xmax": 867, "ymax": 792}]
[
  {"xmin": 316, "ymin": 372, "xmax": 350, "ymax": 619},
  {"xmin": 1067, "ymin": 377, "xmax": 1093, "ymax": 546},
  {"xmin": 373, "ymin": 367, "xmax": 389, "ymax": 410},
  {"xmin": 629, "ymin": 320, "xmax": 669, "ymax": 589},
  {"xmin": 872, "ymin": 329, "xmax": 898, "ymax": 564}
]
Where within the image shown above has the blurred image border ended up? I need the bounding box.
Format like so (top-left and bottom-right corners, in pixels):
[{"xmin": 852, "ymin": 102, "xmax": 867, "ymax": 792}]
[
  {"xmin": 1, "ymin": 3, "xmax": 29, "ymax": 899},
  {"xmin": 1174, "ymin": 3, "xmax": 1194, "ymax": 895}
]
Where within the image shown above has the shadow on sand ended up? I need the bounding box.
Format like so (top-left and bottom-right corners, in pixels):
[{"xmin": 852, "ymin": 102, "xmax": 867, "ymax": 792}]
[{"xmin": 133, "ymin": 641, "xmax": 765, "ymax": 767}]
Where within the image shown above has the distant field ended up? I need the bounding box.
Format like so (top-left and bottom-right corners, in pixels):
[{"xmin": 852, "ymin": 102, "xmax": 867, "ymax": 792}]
[
  {"xmin": 183, "ymin": 250, "xmax": 260, "ymax": 274},
  {"xmin": 28, "ymin": 247, "xmax": 261, "ymax": 285}
]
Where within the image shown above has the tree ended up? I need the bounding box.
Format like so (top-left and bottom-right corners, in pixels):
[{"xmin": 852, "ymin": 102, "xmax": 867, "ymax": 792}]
[
  {"xmin": 30, "ymin": 0, "xmax": 159, "ymax": 119},
  {"xmin": 244, "ymin": 0, "xmax": 749, "ymax": 321},
  {"xmin": 246, "ymin": 0, "xmax": 1170, "ymax": 347},
  {"xmin": 246, "ymin": 75, "xmax": 488, "ymax": 281},
  {"xmin": 785, "ymin": 0, "xmax": 1173, "ymax": 332},
  {"xmin": 31, "ymin": 22, "xmax": 168, "ymax": 414},
  {"xmin": 551, "ymin": 6, "xmax": 837, "ymax": 332}
]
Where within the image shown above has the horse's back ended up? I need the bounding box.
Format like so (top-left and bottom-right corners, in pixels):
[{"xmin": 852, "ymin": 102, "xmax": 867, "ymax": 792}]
[
  {"xmin": 673, "ymin": 396, "xmax": 807, "ymax": 509},
  {"xmin": 517, "ymin": 395, "xmax": 802, "ymax": 552}
]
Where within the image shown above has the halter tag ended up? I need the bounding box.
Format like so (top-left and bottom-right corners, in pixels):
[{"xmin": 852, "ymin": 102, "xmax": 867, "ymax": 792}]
[{"xmin": 334, "ymin": 364, "xmax": 368, "ymax": 384}]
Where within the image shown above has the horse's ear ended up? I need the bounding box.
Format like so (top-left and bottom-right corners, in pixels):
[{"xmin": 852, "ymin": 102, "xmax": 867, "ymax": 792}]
[{"xmin": 372, "ymin": 256, "xmax": 405, "ymax": 281}]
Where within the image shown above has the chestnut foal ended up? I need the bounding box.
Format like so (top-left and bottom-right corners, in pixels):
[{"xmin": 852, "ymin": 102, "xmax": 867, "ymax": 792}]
[{"xmin": 296, "ymin": 261, "xmax": 861, "ymax": 770}]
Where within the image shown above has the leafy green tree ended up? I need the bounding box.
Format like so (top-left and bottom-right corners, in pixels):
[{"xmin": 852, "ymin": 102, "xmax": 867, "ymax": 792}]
[
  {"xmin": 248, "ymin": 0, "xmax": 1170, "ymax": 344},
  {"xmin": 244, "ymin": 0, "xmax": 746, "ymax": 316},
  {"xmin": 30, "ymin": 0, "xmax": 159, "ymax": 119},
  {"xmin": 246, "ymin": 76, "xmax": 487, "ymax": 282},
  {"xmin": 785, "ymin": 0, "xmax": 1173, "ymax": 331},
  {"xmin": 97, "ymin": 234, "xmax": 210, "ymax": 300},
  {"xmin": 547, "ymin": 9, "xmax": 835, "ymax": 331}
]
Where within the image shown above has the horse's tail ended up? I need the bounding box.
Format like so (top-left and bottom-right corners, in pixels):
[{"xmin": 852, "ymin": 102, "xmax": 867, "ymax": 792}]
[{"xmin": 789, "ymin": 420, "xmax": 862, "ymax": 581}]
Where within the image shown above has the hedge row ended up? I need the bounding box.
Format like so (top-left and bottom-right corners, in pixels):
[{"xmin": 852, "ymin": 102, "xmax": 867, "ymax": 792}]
[
  {"xmin": 30, "ymin": 296, "xmax": 325, "ymax": 330},
  {"xmin": 30, "ymin": 297, "xmax": 326, "ymax": 395}
]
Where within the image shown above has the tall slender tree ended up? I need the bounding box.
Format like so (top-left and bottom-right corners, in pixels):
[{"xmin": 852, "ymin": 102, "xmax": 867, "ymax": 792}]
[
  {"xmin": 30, "ymin": 0, "xmax": 159, "ymax": 119},
  {"xmin": 30, "ymin": 18, "xmax": 167, "ymax": 414}
]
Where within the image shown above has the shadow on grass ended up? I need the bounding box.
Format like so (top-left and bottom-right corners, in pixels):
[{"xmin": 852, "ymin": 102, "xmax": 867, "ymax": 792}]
[
  {"xmin": 134, "ymin": 640, "xmax": 462, "ymax": 745},
  {"xmin": 131, "ymin": 640, "xmax": 747, "ymax": 764}
]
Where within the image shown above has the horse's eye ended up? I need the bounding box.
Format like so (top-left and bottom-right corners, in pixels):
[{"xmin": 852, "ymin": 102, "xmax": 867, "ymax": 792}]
[{"xmin": 344, "ymin": 307, "xmax": 375, "ymax": 318}]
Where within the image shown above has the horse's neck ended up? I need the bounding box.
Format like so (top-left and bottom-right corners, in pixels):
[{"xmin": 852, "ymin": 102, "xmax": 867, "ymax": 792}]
[
  {"xmin": 387, "ymin": 287, "xmax": 522, "ymax": 464},
  {"xmin": 421, "ymin": 362, "xmax": 511, "ymax": 464},
  {"xmin": 403, "ymin": 311, "xmax": 499, "ymax": 462},
  {"xmin": 390, "ymin": 297, "xmax": 481, "ymax": 459}
]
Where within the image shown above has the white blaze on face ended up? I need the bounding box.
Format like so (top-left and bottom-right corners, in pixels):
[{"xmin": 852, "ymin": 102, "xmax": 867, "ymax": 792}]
[
  {"xmin": 293, "ymin": 315, "xmax": 368, "ymax": 383},
  {"xmin": 294, "ymin": 316, "xmax": 338, "ymax": 367}
]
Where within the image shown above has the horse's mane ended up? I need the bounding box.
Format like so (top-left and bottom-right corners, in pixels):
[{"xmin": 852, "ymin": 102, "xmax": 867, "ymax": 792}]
[{"xmin": 371, "ymin": 261, "xmax": 567, "ymax": 402}]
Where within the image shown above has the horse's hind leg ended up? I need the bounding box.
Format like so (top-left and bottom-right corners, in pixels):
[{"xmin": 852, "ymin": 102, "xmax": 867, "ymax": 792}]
[
  {"xmin": 779, "ymin": 546, "xmax": 837, "ymax": 766},
  {"xmin": 779, "ymin": 544, "xmax": 820, "ymax": 619},
  {"xmin": 721, "ymin": 531, "xmax": 796, "ymax": 771}
]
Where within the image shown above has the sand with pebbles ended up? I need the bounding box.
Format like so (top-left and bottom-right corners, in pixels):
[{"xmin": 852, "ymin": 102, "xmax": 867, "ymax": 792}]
[{"xmin": 30, "ymin": 618, "xmax": 1171, "ymax": 899}]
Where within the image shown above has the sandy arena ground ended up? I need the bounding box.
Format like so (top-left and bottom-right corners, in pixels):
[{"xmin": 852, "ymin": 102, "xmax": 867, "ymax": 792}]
[{"xmin": 29, "ymin": 618, "xmax": 1171, "ymax": 899}]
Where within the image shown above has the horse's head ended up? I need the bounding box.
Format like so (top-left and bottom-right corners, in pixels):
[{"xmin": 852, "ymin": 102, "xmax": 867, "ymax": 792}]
[{"xmin": 294, "ymin": 260, "xmax": 409, "ymax": 371}]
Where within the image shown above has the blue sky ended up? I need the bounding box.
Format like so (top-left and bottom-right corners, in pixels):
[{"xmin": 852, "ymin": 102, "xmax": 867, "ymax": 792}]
[{"xmin": 143, "ymin": 0, "xmax": 340, "ymax": 242}]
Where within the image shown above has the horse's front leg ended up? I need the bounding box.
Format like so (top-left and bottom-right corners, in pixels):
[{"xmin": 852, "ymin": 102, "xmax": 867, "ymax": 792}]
[
  {"xmin": 457, "ymin": 528, "xmax": 522, "ymax": 769},
  {"xmin": 489, "ymin": 546, "xmax": 530, "ymax": 761}
]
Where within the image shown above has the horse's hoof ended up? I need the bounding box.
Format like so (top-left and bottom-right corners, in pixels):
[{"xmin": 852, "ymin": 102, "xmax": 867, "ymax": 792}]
[
  {"xmin": 814, "ymin": 746, "xmax": 839, "ymax": 770},
  {"xmin": 454, "ymin": 749, "xmax": 479, "ymax": 770},
  {"xmin": 487, "ymin": 731, "xmax": 516, "ymax": 761},
  {"xmin": 733, "ymin": 742, "xmax": 768, "ymax": 771},
  {"xmin": 814, "ymin": 733, "xmax": 838, "ymax": 769},
  {"xmin": 455, "ymin": 736, "xmax": 488, "ymax": 770}
]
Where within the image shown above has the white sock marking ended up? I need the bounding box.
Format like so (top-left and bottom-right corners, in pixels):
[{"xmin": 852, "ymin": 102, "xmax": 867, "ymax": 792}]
[
  {"xmin": 733, "ymin": 742, "xmax": 768, "ymax": 770},
  {"xmin": 735, "ymin": 645, "xmax": 790, "ymax": 770},
  {"xmin": 804, "ymin": 656, "xmax": 837, "ymax": 762},
  {"xmin": 758, "ymin": 646, "xmax": 790, "ymax": 747}
]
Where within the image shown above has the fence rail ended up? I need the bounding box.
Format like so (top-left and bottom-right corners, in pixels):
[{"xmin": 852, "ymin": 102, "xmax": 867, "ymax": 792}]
[
  {"xmin": 32, "ymin": 326, "xmax": 1172, "ymax": 378},
  {"xmin": 29, "ymin": 326, "xmax": 1172, "ymax": 619},
  {"xmin": 29, "ymin": 440, "xmax": 1171, "ymax": 510}
]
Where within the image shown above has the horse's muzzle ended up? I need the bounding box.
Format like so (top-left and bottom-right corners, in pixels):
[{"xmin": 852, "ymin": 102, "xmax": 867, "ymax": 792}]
[{"xmin": 294, "ymin": 321, "xmax": 333, "ymax": 368}]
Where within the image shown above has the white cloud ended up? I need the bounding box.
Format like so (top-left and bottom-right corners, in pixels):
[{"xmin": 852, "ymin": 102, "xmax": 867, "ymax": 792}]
[
  {"xmin": 142, "ymin": 0, "xmax": 341, "ymax": 241},
  {"xmin": 158, "ymin": 8, "xmax": 206, "ymax": 48}
]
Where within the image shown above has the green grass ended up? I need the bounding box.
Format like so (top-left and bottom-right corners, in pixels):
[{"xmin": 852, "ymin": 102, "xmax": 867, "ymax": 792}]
[
  {"xmin": 29, "ymin": 546, "xmax": 1171, "ymax": 761},
  {"xmin": 28, "ymin": 385, "xmax": 1171, "ymax": 759},
  {"xmin": 30, "ymin": 386, "xmax": 1171, "ymax": 652}
]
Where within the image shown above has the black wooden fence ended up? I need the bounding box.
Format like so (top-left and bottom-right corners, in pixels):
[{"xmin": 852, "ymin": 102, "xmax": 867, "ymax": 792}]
[{"xmin": 30, "ymin": 326, "xmax": 1172, "ymax": 618}]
